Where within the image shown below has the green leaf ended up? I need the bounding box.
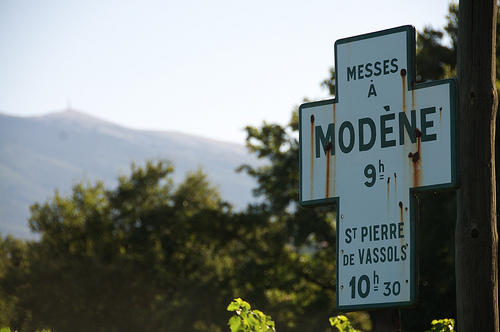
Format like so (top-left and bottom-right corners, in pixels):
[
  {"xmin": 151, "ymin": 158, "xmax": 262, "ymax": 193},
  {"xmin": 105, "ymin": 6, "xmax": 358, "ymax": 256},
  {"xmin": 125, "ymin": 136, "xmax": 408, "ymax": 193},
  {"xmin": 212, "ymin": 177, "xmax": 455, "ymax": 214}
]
[
  {"xmin": 227, "ymin": 301, "xmax": 241, "ymax": 312},
  {"xmin": 427, "ymin": 318, "xmax": 455, "ymax": 332},
  {"xmin": 247, "ymin": 314, "xmax": 259, "ymax": 327},
  {"xmin": 252, "ymin": 309, "xmax": 265, "ymax": 318},
  {"xmin": 240, "ymin": 299, "xmax": 251, "ymax": 311},
  {"xmin": 228, "ymin": 316, "xmax": 242, "ymax": 332},
  {"xmin": 338, "ymin": 315, "xmax": 349, "ymax": 322}
]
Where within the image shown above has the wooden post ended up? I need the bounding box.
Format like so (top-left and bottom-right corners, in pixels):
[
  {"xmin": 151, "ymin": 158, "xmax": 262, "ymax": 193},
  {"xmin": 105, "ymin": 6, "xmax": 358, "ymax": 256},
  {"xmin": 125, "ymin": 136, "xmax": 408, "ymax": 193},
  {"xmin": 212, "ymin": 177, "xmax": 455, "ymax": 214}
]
[
  {"xmin": 372, "ymin": 309, "xmax": 400, "ymax": 332},
  {"xmin": 456, "ymin": 0, "xmax": 499, "ymax": 331}
]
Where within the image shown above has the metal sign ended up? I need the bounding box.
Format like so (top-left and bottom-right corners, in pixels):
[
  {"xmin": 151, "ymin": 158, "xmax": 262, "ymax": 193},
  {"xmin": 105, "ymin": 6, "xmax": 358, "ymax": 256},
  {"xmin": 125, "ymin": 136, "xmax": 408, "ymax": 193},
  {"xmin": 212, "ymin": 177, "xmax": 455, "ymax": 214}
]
[{"xmin": 298, "ymin": 25, "xmax": 458, "ymax": 311}]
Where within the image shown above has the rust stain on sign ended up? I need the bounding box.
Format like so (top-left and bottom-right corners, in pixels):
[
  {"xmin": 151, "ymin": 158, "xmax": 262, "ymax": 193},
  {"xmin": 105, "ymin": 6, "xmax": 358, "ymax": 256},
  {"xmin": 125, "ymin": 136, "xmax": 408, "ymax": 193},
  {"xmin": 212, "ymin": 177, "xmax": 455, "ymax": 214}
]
[
  {"xmin": 408, "ymin": 151, "xmax": 420, "ymax": 163},
  {"xmin": 325, "ymin": 141, "xmax": 333, "ymax": 198},
  {"xmin": 399, "ymin": 201, "xmax": 404, "ymax": 223},
  {"xmin": 408, "ymin": 128, "xmax": 422, "ymax": 187},
  {"xmin": 439, "ymin": 106, "xmax": 443, "ymax": 130},
  {"xmin": 393, "ymin": 172, "xmax": 398, "ymax": 207},
  {"xmin": 401, "ymin": 68, "xmax": 407, "ymax": 112},
  {"xmin": 387, "ymin": 176, "xmax": 391, "ymax": 222}
]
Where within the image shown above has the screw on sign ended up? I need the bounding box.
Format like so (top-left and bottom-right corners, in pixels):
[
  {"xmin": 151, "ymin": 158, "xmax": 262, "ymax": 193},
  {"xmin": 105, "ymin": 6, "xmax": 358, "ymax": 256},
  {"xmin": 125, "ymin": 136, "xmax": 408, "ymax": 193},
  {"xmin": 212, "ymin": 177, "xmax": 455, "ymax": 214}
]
[{"xmin": 298, "ymin": 26, "xmax": 458, "ymax": 311}]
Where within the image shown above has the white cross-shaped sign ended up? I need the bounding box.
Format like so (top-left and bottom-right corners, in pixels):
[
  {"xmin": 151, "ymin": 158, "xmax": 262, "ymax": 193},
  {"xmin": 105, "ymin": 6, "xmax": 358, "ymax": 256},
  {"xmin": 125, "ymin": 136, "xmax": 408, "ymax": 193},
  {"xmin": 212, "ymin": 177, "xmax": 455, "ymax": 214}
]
[{"xmin": 298, "ymin": 26, "xmax": 458, "ymax": 311}]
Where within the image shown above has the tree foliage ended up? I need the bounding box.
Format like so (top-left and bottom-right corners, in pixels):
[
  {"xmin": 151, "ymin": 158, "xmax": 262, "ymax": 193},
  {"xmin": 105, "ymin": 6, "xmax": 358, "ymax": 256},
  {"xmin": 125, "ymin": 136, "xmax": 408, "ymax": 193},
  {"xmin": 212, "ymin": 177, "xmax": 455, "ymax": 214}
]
[
  {"xmin": 0, "ymin": 157, "xmax": 346, "ymax": 331},
  {"xmin": 227, "ymin": 298, "xmax": 275, "ymax": 332},
  {"xmin": 1, "ymin": 161, "xmax": 247, "ymax": 331},
  {"xmin": 236, "ymin": 118, "xmax": 342, "ymax": 330}
]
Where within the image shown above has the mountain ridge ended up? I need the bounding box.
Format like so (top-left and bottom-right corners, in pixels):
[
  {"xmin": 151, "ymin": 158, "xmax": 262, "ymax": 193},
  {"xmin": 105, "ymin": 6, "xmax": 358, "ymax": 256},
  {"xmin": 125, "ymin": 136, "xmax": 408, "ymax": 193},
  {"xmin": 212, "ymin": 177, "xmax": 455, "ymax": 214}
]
[{"xmin": 0, "ymin": 110, "xmax": 262, "ymax": 238}]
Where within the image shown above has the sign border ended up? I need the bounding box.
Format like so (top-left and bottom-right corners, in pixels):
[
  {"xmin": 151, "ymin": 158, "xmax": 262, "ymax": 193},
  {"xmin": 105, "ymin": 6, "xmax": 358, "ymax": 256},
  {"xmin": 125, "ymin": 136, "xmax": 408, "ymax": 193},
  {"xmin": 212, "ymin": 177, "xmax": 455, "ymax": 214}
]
[{"xmin": 298, "ymin": 25, "xmax": 459, "ymax": 311}]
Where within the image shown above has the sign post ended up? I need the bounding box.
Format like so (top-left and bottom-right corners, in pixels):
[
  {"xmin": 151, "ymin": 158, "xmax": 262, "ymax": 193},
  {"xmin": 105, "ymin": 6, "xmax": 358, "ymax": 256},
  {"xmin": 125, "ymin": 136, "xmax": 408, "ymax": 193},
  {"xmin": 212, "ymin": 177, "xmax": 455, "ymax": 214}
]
[
  {"xmin": 456, "ymin": 0, "xmax": 499, "ymax": 330},
  {"xmin": 298, "ymin": 26, "xmax": 458, "ymax": 312}
]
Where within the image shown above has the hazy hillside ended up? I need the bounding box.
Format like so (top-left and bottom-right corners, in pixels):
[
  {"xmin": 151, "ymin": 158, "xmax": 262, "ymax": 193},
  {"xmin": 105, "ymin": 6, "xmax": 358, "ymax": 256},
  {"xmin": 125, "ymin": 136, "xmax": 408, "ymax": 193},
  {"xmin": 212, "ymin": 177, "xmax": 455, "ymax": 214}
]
[{"xmin": 0, "ymin": 110, "xmax": 263, "ymax": 238}]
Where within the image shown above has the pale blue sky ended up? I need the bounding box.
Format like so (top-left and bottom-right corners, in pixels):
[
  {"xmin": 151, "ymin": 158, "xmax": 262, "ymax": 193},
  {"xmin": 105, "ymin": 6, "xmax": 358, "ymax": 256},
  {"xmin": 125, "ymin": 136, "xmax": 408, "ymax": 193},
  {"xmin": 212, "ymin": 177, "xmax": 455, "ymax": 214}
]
[{"xmin": 0, "ymin": 0, "xmax": 455, "ymax": 144}]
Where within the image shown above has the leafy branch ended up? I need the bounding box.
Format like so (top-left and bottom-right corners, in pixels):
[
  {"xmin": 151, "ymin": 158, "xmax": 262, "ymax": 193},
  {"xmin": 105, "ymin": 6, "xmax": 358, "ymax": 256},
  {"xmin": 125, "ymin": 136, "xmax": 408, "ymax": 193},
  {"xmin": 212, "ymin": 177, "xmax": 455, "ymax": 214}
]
[{"xmin": 227, "ymin": 298, "xmax": 276, "ymax": 332}]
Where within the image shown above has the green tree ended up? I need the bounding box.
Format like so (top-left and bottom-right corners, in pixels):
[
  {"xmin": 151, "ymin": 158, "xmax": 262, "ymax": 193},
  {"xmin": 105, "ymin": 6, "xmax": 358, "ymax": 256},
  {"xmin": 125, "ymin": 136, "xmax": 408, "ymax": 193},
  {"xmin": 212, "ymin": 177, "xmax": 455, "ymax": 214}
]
[
  {"xmin": 1, "ymin": 155, "xmax": 348, "ymax": 331},
  {"xmin": 0, "ymin": 235, "xmax": 30, "ymax": 329},
  {"xmin": 1, "ymin": 160, "xmax": 255, "ymax": 331}
]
